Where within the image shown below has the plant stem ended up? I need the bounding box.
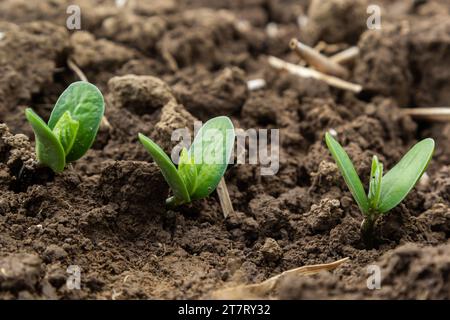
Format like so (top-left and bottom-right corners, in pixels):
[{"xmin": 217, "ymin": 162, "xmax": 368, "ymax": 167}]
[
  {"xmin": 67, "ymin": 58, "xmax": 88, "ymax": 82},
  {"xmin": 361, "ymin": 212, "xmax": 379, "ymax": 247},
  {"xmin": 165, "ymin": 196, "xmax": 185, "ymax": 208},
  {"xmin": 216, "ymin": 177, "xmax": 234, "ymax": 219}
]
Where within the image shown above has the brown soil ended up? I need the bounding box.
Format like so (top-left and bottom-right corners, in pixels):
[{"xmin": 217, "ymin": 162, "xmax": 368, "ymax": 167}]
[{"xmin": 0, "ymin": 0, "xmax": 449, "ymax": 300}]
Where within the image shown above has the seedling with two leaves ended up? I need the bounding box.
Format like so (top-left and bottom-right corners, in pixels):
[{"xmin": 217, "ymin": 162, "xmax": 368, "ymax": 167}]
[
  {"xmin": 325, "ymin": 132, "xmax": 434, "ymax": 245},
  {"xmin": 139, "ymin": 116, "xmax": 235, "ymax": 207},
  {"xmin": 25, "ymin": 81, "xmax": 105, "ymax": 173}
]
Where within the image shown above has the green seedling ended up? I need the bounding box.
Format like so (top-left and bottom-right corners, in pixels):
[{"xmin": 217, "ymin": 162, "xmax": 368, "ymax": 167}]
[
  {"xmin": 25, "ymin": 81, "xmax": 104, "ymax": 173},
  {"xmin": 325, "ymin": 132, "xmax": 434, "ymax": 244},
  {"xmin": 139, "ymin": 116, "xmax": 235, "ymax": 207}
]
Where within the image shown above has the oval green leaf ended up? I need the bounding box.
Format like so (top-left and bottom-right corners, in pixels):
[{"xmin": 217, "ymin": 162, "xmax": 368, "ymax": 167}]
[
  {"xmin": 368, "ymin": 155, "xmax": 383, "ymax": 210},
  {"xmin": 48, "ymin": 81, "xmax": 104, "ymax": 162},
  {"xmin": 188, "ymin": 116, "xmax": 235, "ymax": 200},
  {"xmin": 52, "ymin": 111, "xmax": 80, "ymax": 156},
  {"xmin": 325, "ymin": 132, "xmax": 369, "ymax": 214},
  {"xmin": 138, "ymin": 133, "xmax": 190, "ymax": 204},
  {"xmin": 178, "ymin": 147, "xmax": 197, "ymax": 195},
  {"xmin": 25, "ymin": 108, "xmax": 66, "ymax": 173},
  {"xmin": 378, "ymin": 138, "xmax": 434, "ymax": 213}
]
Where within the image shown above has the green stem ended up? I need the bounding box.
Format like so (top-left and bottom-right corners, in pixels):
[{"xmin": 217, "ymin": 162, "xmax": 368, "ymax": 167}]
[
  {"xmin": 165, "ymin": 196, "xmax": 185, "ymax": 208},
  {"xmin": 361, "ymin": 211, "xmax": 379, "ymax": 248}
]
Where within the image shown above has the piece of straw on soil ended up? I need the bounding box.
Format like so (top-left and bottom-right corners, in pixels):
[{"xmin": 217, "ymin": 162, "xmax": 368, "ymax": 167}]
[
  {"xmin": 268, "ymin": 55, "xmax": 362, "ymax": 93},
  {"xmin": 402, "ymin": 108, "xmax": 450, "ymax": 122},
  {"xmin": 67, "ymin": 58, "xmax": 88, "ymax": 82},
  {"xmin": 211, "ymin": 257, "xmax": 349, "ymax": 299},
  {"xmin": 216, "ymin": 177, "xmax": 235, "ymax": 219},
  {"xmin": 330, "ymin": 46, "xmax": 360, "ymax": 65},
  {"xmin": 313, "ymin": 41, "xmax": 344, "ymax": 54},
  {"xmin": 290, "ymin": 38, "xmax": 349, "ymax": 78},
  {"xmin": 67, "ymin": 59, "xmax": 112, "ymax": 131}
]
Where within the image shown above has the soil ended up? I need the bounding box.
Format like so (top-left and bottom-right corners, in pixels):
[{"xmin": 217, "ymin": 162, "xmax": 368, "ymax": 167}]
[{"xmin": 0, "ymin": 0, "xmax": 449, "ymax": 300}]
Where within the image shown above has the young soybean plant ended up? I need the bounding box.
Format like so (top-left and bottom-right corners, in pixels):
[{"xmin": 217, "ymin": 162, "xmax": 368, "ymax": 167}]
[
  {"xmin": 139, "ymin": 116, "xmax": 235, "ymax": 207},
  {"xmin": 25, "ymin": 81, "xmax": 104, "ymax": 173},
  {"xmin": 325, "ymin": 132, "xmax": 434, "ymax": 243}
]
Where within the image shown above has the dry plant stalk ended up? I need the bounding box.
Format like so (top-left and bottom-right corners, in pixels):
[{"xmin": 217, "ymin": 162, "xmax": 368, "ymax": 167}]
[
  {"xmin": 67, "ymin": 58, "xmax": 88, "ymax": 82},
  {"xmin": 216, "ymin": 177, "xmax": 235, "ymax": 219},
  {"xmin": 290, "ymin": 38, "xmax": 349, "ymax": 78},
  {"xmin": 313, "ymin": 41, "xmax": 342, "ymax": 53},
  {"xmin": 330, "ymin": 46, "xmax": 360, "ymax": 65},
  {"xmin": 67, "ymin": 59, "xmax": 112, "ymax": 131},
  {"xmin": 402, "ymin": 108, "xmax": 450, "ymax": 122},
  {"xmin": 211, "ymin": 257, "xmax": 349, "ymax": 299},
  {"xmin": 268, "ymin": 55, "xmax": 362, "ymax": 93}
]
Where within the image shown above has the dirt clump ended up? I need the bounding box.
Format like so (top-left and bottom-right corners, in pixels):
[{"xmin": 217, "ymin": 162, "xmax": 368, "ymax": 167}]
[
  {"xmin": 70, "ymin": 31, "xmax": 139, "ymax": 69},
  {"xmin": 0, "ymin": 253, "xmax": 43, "ymax": 296},
  {"xmin": 100, "ymin": 14, "xmax": 167, "ymax": 53},
  {"xmin": 0, "ymin": 21, "xmax": 68, "ymax": 118},
  {"xmin": 355, "ymin": 17, "xmax": 450, "ymax": 107},
  {"xmin": 173, "ymin": 67, "xmax": 248, "ymax": 120},
  {"xmin": 108, "ymin": 75, "xmax": 176, "ymax": 115},
  {"xmin": 99, "ymin": 160, "xmax": 168, "ymax": 216},
  {"xmin": 303, "ymin": 0, "xmax": 369, "ymax": 45}
]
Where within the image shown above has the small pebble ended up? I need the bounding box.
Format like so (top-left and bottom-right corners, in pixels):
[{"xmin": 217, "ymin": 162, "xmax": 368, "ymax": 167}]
[
  {"xmin": 266, "ymin": 23, "xmax": 279, "ymax": 38},
  {"xmin": 115, "ymin": 0, "xmax": 127, "ymax": 7},
  {"xmin": 419, "ymin": 172, "xmax": 430, "ymax": 187},
  {"xmin": 235, "ymin": 20, "xmax": 251, "ymax": 33},
  {"xmin": 247, "ymin": 79, "xmax": 266, "ymax": 91},
  {"xmin": 340, "ymin": 196, "xmax": 353, "ymax": 208},
  {"xmin": 329, "ymin": 128, "xmax": 338, "ymax": 136},
  {"xmin": 43, "ymin": 245, "xmax": 68, "ymax": 262},
  {"xmin": 297, "ymin": 15, "xmax": 309, "ymax": 28},
  {"xmin": 260, "ymin": 238, "xmax": 283, "ymax": 262}
]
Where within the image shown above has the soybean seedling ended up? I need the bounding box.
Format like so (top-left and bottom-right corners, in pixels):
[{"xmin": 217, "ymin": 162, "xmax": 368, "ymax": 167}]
[
  {"xmin": 25, "ymin": 81, "xmax": 105, "ymax": 173},
  {"xmin": 325, "ymin": 132, "xmax": 434, "ymax": 244},
  {"xmin": 139, "ymin": 116, "xmax": 235, "ymax": 207}
]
